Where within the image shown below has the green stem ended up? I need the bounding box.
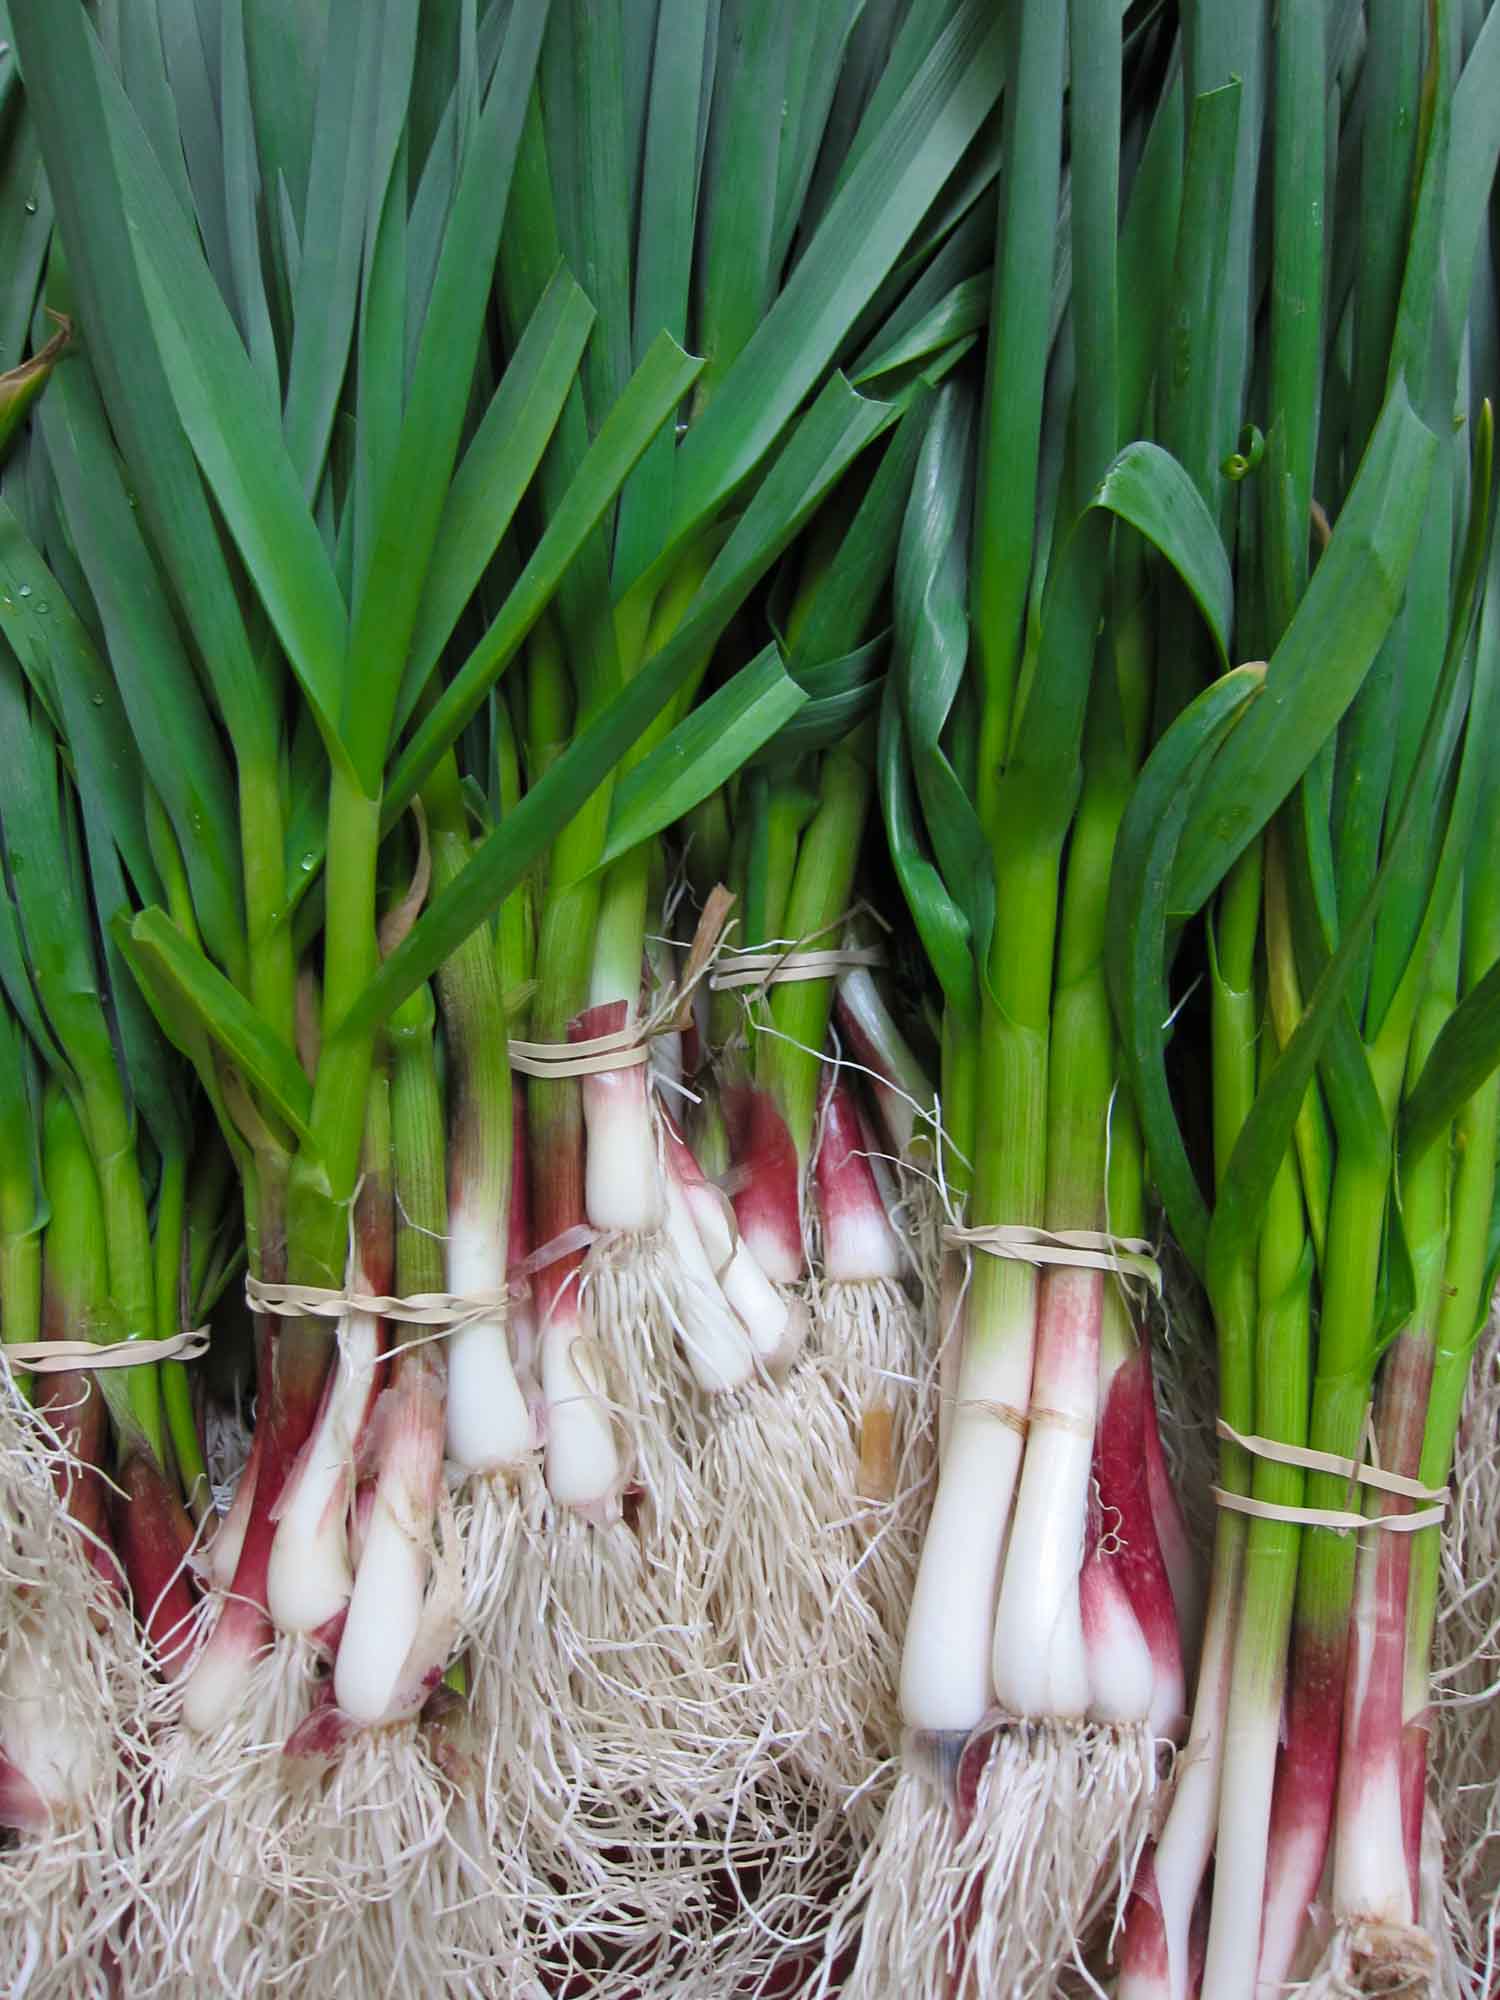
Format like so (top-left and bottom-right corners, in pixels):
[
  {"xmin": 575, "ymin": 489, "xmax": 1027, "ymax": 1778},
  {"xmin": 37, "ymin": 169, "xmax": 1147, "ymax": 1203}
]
[
  {"xmin": 760, "ymin": 736, "xmax": 873, "ymax": 1167},
  {"xmin": 591, "ymin": 841, "xmax": 650, "ymax": 1006},
  {"xmin": 284, "ymin": 764, "xmax": 383, "ymax": 1406},
  {"xmin": 1264, "ymin": 843, "xmax": 1332, "ymax": 1261},
  {"xmin": 1406, "ymin": 1061, "xmax": 1500, "ymax": 1705},
  {"xmin": 1209, "ymin": 840, "xmax": 1264, "ymax": 1486},
  {"xmin": 939, "ymin": 1006, "xmax": 977, "ymax": 1202},
  {"xmin": 1244, "ymin": 1095, "xmax": 1313, "ymax": 1670},
  {"xmin": 240, "ymin": 750, "xmax": 298, "ymax": 1055},
  {"xmin": 77, "ymin": 1061, "xmax": 164, "ymax": 1462},
  {"xmin": 1046, "ymin": 688, "xmax": 1135, "ymax": 1228},
  {"xmin": 38, "ymin": 1087, "xmax": 112, "ymax": 1533},
  {"xmin": 1291, "ymin": 1141, "xmax": 1389, "ymax": 1643},
  {"xmin": 0, "ymin": 1134, "xmax": 42, "ymax": 1397},
  {"xmin": 388, "ymin": 982, "xmax": 447, "ymax": 1298},
  {"xmin": 590, "ymin": 542, "xmax": 718, "ymax": 1007},
  {"xmin": 492, "ymin": 684, "xmax": 534, "ymax": 994},
  {"xmin": 424, "ymin": 751, "xmax": 513, "ymax": 1244},
  {"xmin": 1406, "ymin": 810, "xmax": 1500, "ymax": 1701},
  {"xmin": 155, "ymin": 1145, "xmax": 211, "ymax": 1522}
]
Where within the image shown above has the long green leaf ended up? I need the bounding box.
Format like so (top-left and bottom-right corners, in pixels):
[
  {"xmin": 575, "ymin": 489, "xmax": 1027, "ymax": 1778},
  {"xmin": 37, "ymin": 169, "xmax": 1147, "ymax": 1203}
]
[
  {"xmin": 348, "ymin": 373, "xmax": 895, "ymax": 1033},
  {"xmin": 384, "ymin": 329, "xmax": 704, "ymax": 820},
  {"xmin": 124, "ymin": 909, "xmax": 315, "ymax": 1142},
  {"xmin": 397, "ymin": 264, "xmax": 593, "ymax": 734},
  {"xmin": 339, "ymin": 0, "xmax": 552, "ymax": 791},
  {"xmin": 1170, "ymin": 385, "xmax": 1437, "ymax": 918},
  {"xmin": 0, "ymin": 506, "xmax": 159, "ymax": 910},
  {"xmin": 1091, "ymin": 443, "xmax": 1234, "ymax": 663},
  {"xmin": 644, "ymin": 0, "xmax": 1005, "ymax": 584},
  {"xmin": 694, "ymin": 0, "xmax": 789, "ymax": 406},
  {"xmin": 1106, "ymin": 666, "xmax": 1266, "ymax": 1269},
  {"xmin": 593, "ymin": 643, "xmax": 808, "ymax": 873},
  {"xmin": 612, "ymin": 0, "xmax": 716, "ymax": 588},
  {"xmin": 36, "ymin": 349, "xmax": 246, "ymax": 977},
  {"xmin": 970, "ymin": 0, "xmax": 1066, "ymax": 758},
  {"xmin": 88, "ymin": 37, "xmax": 350, "ymax": 750},
  {"xmin": 540, "ymin": 0, "xmax": 633, "ymax": 432},
  {"xmin": 12, "ymin": 0, "xmax": 276, "ymax": 769},
  {"xmin": 219, "ymin": 0, "xmax": 280, "ymax": 398},
  {"xmin": 280, "ymin": 0, "xmax": 386, "ymax": 495}
]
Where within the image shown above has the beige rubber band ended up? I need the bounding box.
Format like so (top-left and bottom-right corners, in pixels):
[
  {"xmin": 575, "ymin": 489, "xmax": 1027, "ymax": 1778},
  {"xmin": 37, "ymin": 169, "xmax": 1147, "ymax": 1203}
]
[
  {"xmin": 246, "ymin": 1275, "xmax": 507, "ymax": 1329},
  {"xmin": 507, "ymin": 1029, "xmax": 651, "ymax": 1078},
  {"xmin": 709, "ymin": 945, "xmax": 885, "ymax": 992},
  {"xmin": 1215, "ymin": 1418, "xmax": 1449, "ymax": 1504},
  {"xmin": 510, "ymin": 885, "xmax": 739, "ymax": 1077},
  {"xmin": 943, "ymin": 1222, "xmax": 1162, "ymax": 1294},
  {"xmin": 1028, "ymin": 1403, "xmax": 1097, "ymax": 1441},
  {"xmin": 1211, "ymin": 1487, "xmax": 1448, "ymax": 1533},
  {"xmin": 959, "ymin": 1397, "xmax": 1030, "ymax": 1439},
  {"xmin": 3, "ymin": 1328, "xmax": 211, "ymax": 1373}
]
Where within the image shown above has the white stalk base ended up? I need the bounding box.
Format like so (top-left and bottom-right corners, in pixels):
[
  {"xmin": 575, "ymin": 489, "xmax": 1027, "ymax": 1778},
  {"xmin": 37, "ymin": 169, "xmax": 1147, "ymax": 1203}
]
[
  {"xmin": 446, "ymin": 1199, "xmax": 534, "ymax": 1472},
  {"xmin": 540, "ymin": 1292, "xmax": 624, "ymax": 1515},
  {"xmin": 266, "ymin": 1307, "xmax": 380, "ymax": 1634}
]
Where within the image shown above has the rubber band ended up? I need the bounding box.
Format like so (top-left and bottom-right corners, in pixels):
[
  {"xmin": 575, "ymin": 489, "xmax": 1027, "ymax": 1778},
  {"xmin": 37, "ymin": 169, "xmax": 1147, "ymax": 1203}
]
[
  {"xmin": 1215, "ymin": 1417, "xmax": 1449, "ymax": 1504},
  {"xmin": 1211, "ymin": 1487, "xmax": 1448, "ymax": 1533},
  {"xmin": 943, "ymin": 1222, "xmax": 1162, "ymax": 1294},
  {"xmin": 947, "ymin": 1398, "xmax": 1093, "ymax": 1445},
  {"xmin": 710, "ymin": 945, "xmax": 886, "ymax": 992},
  {"xmin": 2, "ymin": 1328, "xmax": 211, "ymax": 1373},
  {"xmin": 246, "ymin": 1275, "xmax": 507, "ymax": 1330},
  {"xmin": 510, "ymin": 883, "xmax": 738, "ymax": 1076},
  {"xmin": 957, "ymin": 1396, "xmax": 1030, "ymax": 1439},
  {"xmin": 1028, "ymin": 1403, "xmax": 1097, "ymax": 1441},
  {"xmin": 507, "ymin": 1029, "xmax": 651, "ymax": 1077}
]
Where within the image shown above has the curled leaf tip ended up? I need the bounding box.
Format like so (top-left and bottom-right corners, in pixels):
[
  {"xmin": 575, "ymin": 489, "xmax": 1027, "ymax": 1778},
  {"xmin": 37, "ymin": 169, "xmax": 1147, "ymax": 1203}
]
[{"xmin": 0, "ymin": 313, "xmax": 75, "ymax": 462}]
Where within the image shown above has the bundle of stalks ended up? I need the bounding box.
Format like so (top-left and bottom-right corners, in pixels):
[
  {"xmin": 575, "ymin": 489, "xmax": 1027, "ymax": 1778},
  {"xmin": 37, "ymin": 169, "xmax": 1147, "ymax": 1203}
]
[
  {"xmin": 3, "ymin": 1, "xmax": 1019, "ymax": 1988},
  {"xmin": 406, "ymin": 3, "xmax": 1022, "ymax": 1960},
  {"xmin": 821, "ymin": 6, "xmax": 1243, "ymax": 1987},
  {"xmin": 8, "ymin": 0, "xmax": 704, "ymax": 1981},
  {"xmin": 0, "ymin": 588, "xmax": 236, "ymax": 1988},
  {"xmin": 3, "ymin": 2, "xmax": 1500, "ymax": 1995},
  {"xmin": 1106, "ymin": 9, "xmax": 1500, "ymax": 1995}
]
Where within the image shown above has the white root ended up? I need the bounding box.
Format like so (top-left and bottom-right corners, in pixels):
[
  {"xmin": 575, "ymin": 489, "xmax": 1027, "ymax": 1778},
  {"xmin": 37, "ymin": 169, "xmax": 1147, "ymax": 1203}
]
[
  {"xmin": 123, "ymin": 1631, "xmax": 323, "ymax": 1998},
  {"xmin": 824, "ymin": 1721, "xmax": 1160, "ymax": 2000},
  {"xmin": 459, "ymin": 1470, "xmax": 749, "ymax": 1963},
  {"xmin": 0, "ymin": 1387, "xmax": 157, "ymax": 2000},
  {"xmin": 690, "ymin": 1350, "xmax": 907, "ymax": 1823},
  {"xmin": 1430, "ymin": 1314, "xmax": 1500, "ymax": 1998},
  {"xmin": 278, "ymin": 1722, "xmax": 536, "ymax": 1999},
  {"xmin": 576, "ymin": 1234, "xmax": 709, "ymax": 1539}
]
